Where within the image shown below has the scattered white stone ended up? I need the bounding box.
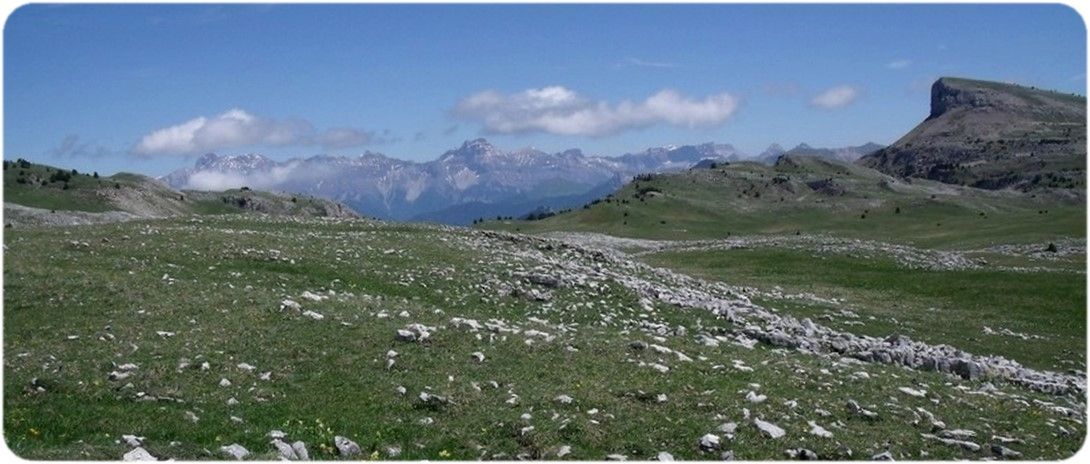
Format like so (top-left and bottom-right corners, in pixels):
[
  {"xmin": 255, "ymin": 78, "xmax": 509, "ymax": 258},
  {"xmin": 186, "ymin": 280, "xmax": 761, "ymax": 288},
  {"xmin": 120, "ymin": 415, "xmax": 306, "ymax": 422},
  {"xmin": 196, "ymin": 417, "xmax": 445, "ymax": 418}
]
[
  {"xmin": 219, "ymin": 378, "xmax": 232, "ymax": 387},
  {"xmin": 220, "ymin": 443, "xmax": 250, "ymax": 460},
  {"xmin": 300, "ymin": 291, "xmax": 325, "ymax": 301},
  {"xmin": 291, "ymin": 441, "xmax": 310, "ymax": 460},
  {"xmin": 699, "ymin": 433, "xmax": 721, "ymax": 451},
  {"xmin": 557, "ymin": 445, "xmax": 572, "ymax": 458},
  {"xmin": 717, "ymin": 422, "xmax": 738, "ymax": 435},
  {"xmin": 648, "ymin": 363, "xmax": 670, "ymax": 373},
  {"xmin": 922, "ymin": 433, "xmax": 981, "ymax": 452},
  {"xmin": 123, "ymin": 447, "xmax": 156, "ymax": 461},
  {"xmin": 302, "ymin": 310, "xmax": 324, "ymax": 320},
  {"xmin": 899, "ymin": 387, "xmax": 927, "ymax": 398},
  {"xmin": 754, "ymin": 418, "xmax": 785, "ymax": 439},
  {"xmin": 555, "ymin": 394, "xmax": 574, "ymax": 404},
  {"xmin": 334, "ymin": 436, "xmax": 361, "ymax": 456},
  {"xmin": 807, "ymin": 421, "xmax": 833, "ymax": 438},
  {"xmin": 657, "ymin": 451, "xmax": 674, "ymax": 461},
  {"xmin": 746, "ymin": 391, "xmax": 767, "ymax": 403},
  {"xmin": 121, "ymin": 434, "xmax": 145, "ymax": 447},
  {"xmin": 271, "ymin": 439, "xmax": 297, "ymax": 460}
]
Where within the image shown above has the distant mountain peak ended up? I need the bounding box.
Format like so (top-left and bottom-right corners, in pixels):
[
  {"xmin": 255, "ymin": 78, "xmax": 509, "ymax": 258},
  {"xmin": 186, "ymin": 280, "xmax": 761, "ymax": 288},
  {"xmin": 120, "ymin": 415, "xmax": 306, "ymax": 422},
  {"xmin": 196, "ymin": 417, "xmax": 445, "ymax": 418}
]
[
  {"xmin": 163, "ymin": 138, "xmax": 752, "ymax": 224},
  {"xmin": 442, "ymin": 138, "xmax": 504, "ymax": 163},
  {"xmin": 195, "ymin": 152, "xmax": 221, "ymax": 168},
  {"xmin": 760, "ymin": 144, "xmax": 786, "ymax": 155},
  {"xmin": 193, "ymin": 152, "xmax": 273, "ymax": 171}
]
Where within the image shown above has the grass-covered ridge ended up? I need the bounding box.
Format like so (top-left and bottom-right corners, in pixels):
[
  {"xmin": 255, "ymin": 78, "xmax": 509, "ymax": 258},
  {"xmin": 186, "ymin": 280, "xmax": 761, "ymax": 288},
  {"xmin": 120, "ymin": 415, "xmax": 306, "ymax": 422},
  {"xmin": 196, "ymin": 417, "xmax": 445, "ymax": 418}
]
[
  {"xmin": 479, "ymin": 156, "xmax": 1084, "ymax": 248},
  {"xmin": 3, "ymin": 158, "xmax": 356, "ymax": 223}
]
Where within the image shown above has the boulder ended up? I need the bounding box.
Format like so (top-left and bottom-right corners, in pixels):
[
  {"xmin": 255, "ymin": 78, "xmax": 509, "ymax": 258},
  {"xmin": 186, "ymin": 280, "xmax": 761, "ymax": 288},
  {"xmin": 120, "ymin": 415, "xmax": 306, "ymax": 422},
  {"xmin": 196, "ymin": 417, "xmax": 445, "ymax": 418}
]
[{"xmin": 334, "ymin": 436, "xmax": 361, "ymax": 457}]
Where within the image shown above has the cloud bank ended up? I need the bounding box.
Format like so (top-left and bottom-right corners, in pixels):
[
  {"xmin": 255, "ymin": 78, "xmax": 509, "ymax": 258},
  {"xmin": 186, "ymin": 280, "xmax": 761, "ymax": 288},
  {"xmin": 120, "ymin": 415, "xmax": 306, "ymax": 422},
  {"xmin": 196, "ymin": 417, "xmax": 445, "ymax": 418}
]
[
  {"xmin": 453, "ymin": 86, "xmax": 738, "ymax": 137},
  {"xmin": 182, "ymin": 162, "xmax": 301, "ymax": 191},
  {"xmin": 810, "ymin": 85, "xmax": 861, "ymax": 109},
  {"xmin": 132, "ymin": 109, "xmax": 382, "ymax": 156}
]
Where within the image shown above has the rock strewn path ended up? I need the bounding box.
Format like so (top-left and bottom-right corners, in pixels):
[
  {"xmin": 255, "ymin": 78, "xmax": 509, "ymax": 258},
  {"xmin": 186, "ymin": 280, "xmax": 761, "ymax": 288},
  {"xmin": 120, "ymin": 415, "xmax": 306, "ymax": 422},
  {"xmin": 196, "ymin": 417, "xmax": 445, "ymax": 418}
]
[{"xmin": 487, "ymin": 230, "xmax": 1086, "ymax": 396}]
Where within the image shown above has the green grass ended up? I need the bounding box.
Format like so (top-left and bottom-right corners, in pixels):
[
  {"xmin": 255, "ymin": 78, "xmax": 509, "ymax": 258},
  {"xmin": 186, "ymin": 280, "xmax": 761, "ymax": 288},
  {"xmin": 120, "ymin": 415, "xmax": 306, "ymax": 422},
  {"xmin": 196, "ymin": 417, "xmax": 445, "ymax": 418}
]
[
  {"xmin": 480, "ymin": 157, "xmax": 1085, "ymax": 249},
  {"xmin": 4, "ymin": 216, "xmax": 1085, "ymax": 460},
  {"xmin": 642, "ymin": 248, "xmax": 1085, "ymax": 372},
  {"xmin": 3, "ymin": 159, "xmax": 354, "ymax": 221},
  {"xmin": 3, "ymin": 161, "xmax": 122, "ymax": 212}
]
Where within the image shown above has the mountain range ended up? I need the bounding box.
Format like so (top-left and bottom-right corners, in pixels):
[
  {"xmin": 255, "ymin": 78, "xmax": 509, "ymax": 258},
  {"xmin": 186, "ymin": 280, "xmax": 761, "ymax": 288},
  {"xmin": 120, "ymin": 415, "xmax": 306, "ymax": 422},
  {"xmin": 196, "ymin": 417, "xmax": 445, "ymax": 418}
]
[
  {"xmin": 755, "ymin": 142, "xmax": 884, "ymax": 165},
  {"xmin": 162, "ymin": 139, "xmax": 877, "ymax": 224}
]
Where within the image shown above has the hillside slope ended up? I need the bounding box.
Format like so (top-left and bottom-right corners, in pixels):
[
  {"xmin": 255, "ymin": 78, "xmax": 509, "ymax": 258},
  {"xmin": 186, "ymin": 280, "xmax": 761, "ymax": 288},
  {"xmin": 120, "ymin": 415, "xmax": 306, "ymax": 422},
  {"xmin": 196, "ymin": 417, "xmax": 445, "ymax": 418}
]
[
  {"xmin": 3, "ymin": 159, "xmax": 356, "ymax": 226},
  {"xmin": 858, "ymin": 77, "xmax": 1086, "ymax": 190},
  {"xmin": 479, "ymin": 155, "xmax": 1084, "ymax": 247}
]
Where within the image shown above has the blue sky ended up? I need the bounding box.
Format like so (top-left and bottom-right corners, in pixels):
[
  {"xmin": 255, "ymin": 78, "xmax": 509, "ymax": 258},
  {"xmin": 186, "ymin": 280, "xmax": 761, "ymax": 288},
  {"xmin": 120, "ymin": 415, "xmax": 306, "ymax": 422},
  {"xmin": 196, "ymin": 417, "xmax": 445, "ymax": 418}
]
[{"xmin": 4, "ymin": 3, "xmax": 1086, "ymax": 176}]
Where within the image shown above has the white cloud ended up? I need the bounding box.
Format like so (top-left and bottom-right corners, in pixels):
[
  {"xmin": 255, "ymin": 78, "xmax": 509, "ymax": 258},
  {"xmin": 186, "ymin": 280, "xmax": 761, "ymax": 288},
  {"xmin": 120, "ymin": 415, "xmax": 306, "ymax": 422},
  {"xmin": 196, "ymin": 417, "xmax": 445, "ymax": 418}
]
[
  {"xmin": 182, "ymin": 162, "xmax": 302, "ymax": 191},
  {"xmin": 886, "ymin": 59, "xmax": 912, "ymax": 70},
  {"xmin": 132, "ymin": 109, "xmax": 381, "ymax": 156},
  {"xmin": 453, "ymin": 86, "xmax": 738, "ymax": 137},
  {"xmin": 810, "ymin": 85, "xmax": 861, "ymax": 109}
]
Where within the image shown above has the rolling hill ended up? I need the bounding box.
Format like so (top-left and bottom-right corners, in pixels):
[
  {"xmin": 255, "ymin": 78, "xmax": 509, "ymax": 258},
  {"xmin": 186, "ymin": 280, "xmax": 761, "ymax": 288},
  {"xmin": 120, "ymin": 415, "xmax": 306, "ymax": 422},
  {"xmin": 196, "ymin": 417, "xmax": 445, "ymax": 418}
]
[
  {"xmin": 480, "ymin": 155, "xmax": 1084, "ymax": 247},
  {"xmin": 3, "ymin": 159, "xmax": 357, "ymax": 227}
]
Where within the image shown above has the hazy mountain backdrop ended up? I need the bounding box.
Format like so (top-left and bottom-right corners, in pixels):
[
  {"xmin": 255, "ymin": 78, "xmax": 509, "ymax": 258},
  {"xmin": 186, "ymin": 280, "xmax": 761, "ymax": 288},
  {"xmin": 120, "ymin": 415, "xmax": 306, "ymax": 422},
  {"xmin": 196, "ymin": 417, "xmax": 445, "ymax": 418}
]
[{"xmin": 162, "ymin": 139, "xmax": 877, "ymax": 224}]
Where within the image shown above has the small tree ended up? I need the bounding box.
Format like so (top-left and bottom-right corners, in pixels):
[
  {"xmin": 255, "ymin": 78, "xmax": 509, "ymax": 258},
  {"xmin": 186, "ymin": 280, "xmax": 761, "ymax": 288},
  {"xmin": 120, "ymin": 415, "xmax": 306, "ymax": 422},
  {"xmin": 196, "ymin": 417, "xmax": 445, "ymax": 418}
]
[{"xmin": 1046, "ymin": 242, "xmax": 1058, "ymax": 253}]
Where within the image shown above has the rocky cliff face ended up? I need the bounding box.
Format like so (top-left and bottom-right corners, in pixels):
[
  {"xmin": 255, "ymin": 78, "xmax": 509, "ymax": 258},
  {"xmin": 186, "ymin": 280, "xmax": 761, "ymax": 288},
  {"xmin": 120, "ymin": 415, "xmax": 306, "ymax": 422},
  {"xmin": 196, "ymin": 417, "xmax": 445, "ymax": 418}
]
[{"xmin": 859, "ymin": 77, "xmax": 1086, "ymax": 191}]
